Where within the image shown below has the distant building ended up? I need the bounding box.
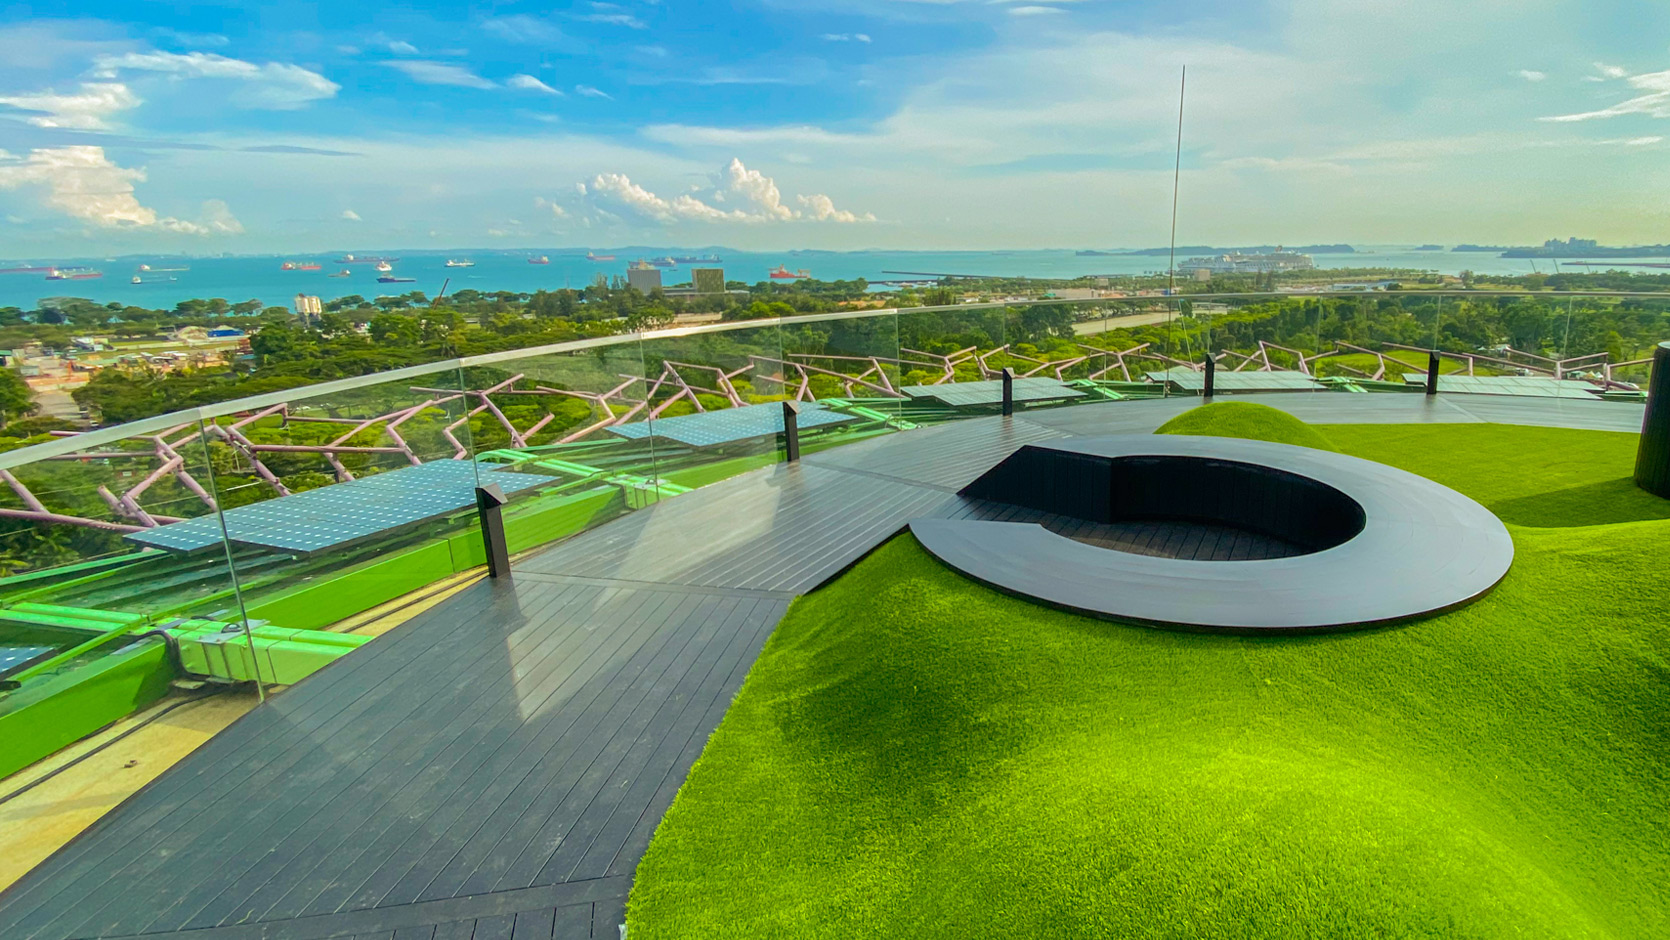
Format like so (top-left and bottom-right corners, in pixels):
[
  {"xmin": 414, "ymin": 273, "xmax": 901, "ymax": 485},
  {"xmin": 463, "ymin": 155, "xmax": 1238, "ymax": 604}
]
[
  {"xmin": 691, "ymin": 268, "xmax": 726, "ymax": 294},
  {"xmin": 294, "ymin": 294, "xmax": 323, "ymax": 316},
  {"xmin": 626, "ymin": 264, "xmax": 662, "ymax": 294}
]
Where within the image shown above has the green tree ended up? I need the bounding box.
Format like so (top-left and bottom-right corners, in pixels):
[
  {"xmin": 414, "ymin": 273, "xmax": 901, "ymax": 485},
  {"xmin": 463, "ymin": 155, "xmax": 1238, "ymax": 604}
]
[{"xmin": 0, "ymin": 368, "xmax": 38, "ymax": 427}]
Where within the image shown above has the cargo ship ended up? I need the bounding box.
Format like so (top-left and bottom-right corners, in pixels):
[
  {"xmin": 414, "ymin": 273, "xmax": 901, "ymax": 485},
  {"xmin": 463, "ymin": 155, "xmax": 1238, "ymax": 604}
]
[
  {"xmin": 138, "ymin": 264, "xmax": 189, "ymax": 272},
  {"xmin": 585, "ymin": 251, "xmax": 615, "ymax": 262},
  {"xmin": 769, "ymin": 265, "xmax": 810, "ymax": 280},
  {"xmin": 445, "ymin": 259, "xmax": 475, "ymax": 267},
  {"xmin": 336, "ymin": 254, "xmax": 398, "ymax": 264},
  {"xmin": 648, "ymin": 257, "xmax": 676, "ymax": 267},
  {"xmin": 671, "ymin": 254, "xmax": 721, "ymax": 264},
  {"xmin": 375, "ymin": 260, "xmax": 393, "ymax": 272},
  {"xmin": 377, "ymin": 275, "xmax": 417, "ymax": 283},
  {"xmin": 528, "ymin": 256, "xmax": 550, "ymax": 265},
  {"xmin": 281, "ymin": 261, "xmax": 322, "ymax": 271},
  {"xmin": 328, "ymin": 269, "xmax": 352, "ymax": 278},
  {"xmin": 45, "ymin": 267, "xmax": 102, "ymax": 281}
]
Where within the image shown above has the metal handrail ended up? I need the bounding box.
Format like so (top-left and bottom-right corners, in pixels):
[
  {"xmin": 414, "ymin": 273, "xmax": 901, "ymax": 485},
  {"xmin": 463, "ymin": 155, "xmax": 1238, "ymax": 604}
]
[{"xmin": 0, "ymin": 288, "xmax": 1657, "ymax": 471}]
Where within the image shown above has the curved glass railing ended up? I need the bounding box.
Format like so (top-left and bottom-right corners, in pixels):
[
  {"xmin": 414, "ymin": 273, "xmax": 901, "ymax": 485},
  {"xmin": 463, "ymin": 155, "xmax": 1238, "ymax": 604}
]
[{"xmin": 0, "ymin": 289, "xmax": 1659, "ymax": 775}]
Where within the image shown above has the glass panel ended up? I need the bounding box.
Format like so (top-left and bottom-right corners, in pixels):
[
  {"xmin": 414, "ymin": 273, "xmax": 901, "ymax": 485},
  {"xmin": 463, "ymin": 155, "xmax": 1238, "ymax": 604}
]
[
  {"xmin": 468, "ymin": 336, "xmax": 658, "ymax": 564},
  {"xmin": 197, "ymin": 362, "xmax": 481, "ymax": 678},
  {"xmin": 779, "ymin": 309, "xmax": 904, "ymax": 443},
  {"xmin": 894, "ymin": 303, "xmax": 1008, "ymax": 424},
  {"xmin": 632, "ymin": 320, "xmax": 793, "ymax": 488},
  {"xmin": 0, "ymin": 411, "xmax": 262, "ymax": 767},
  {"xmin": 1057, "ymin": 295, "xmax": 1176, "ymax": 403}
]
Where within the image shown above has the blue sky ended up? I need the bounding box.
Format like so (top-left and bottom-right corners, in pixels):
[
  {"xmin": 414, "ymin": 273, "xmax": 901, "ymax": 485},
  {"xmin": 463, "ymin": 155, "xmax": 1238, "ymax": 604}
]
[{"xmin": 0, "ymin": 0, "xmax": 1667, "ymax": 255}]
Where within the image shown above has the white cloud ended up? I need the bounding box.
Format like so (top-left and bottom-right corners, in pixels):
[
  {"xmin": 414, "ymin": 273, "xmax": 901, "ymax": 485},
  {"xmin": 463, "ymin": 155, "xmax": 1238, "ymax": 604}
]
[
  {"xmin": 797, "ymin": 193, "xmax": 875, "ymax": 222},
  {"xmin": 534, "ymin": 196, "xmax": 567, "ymax": 217},
  {"xmin": 0, "ymin": 82, "xmax": 140, "ymax": 129},
  {"xmin": 481, "ymin": 15, "xmax": 571, "ymax": 45},
  {"xmin": 579, "ymin": 12, "xmax": 647, "ymax": 28},
  {"xmin": 385, "ymin": 60, "xmax": 497, "ymax": 90},
  {"xmin": 508, "ymin": 74, "xmax": 563, "ymax": 95},
  {"xmin": 1541, "ymin": 68, "xmax": 1670, "ymax": 122},
  {"xmin": 0, "ymin": 146, "xmax": 240, "ymax": 234},
  {"xmin": 91, "ymin": 50, "xmax": 339, "ymax": 108},
  {"xmin": 576, "ymin": 84, "xmax": 613, "ymax": 99},
  {"xmin": 823, "ymin": 33, "xmax": 873, "ymax": 42},
  {"xmin": 1517, "ymin": 69, "xmax": 1546, "ymax": 82},
  {"xmin": 582, "ymin": 158, "xmax": 872, "ymax": 224},
  {"xmin": 341, "ymin": 208, "xmax": 362, "ymax": 221},
  {"xmin": 1593, "ymin": 62, "xmax": 1630, "ymax": 79},
  {"xmin": 387, "ymin": 40, "xmax": 419, "ymax": 55},
  {"xmin": 1008, "ymin": 5, "xmax": 1065, "ymax": 15},
  {"xmin": 637, "ymin": 45, "xmax": 669, "ymax": 57}
]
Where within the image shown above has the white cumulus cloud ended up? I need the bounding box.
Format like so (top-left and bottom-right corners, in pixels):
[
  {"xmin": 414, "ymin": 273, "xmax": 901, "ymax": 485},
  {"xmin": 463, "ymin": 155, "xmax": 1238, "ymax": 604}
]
[
  {"xmin": 0, "ymin": 82, "xmax": 140, "ymax": 129},
  {"xmin": 0, "ymin": 146, "xmax": 241, "ymax": 234},
  {"xmin": 582, "ymin": 158, "xmax": 873, "ymax": 225},
  {"xmin": 341, "ymin": 208, "xmax": 362, "ymax": 221},
  {"xmin": 91, "ymin": 51, "xmax": 338, "ymax": 108},
  {"xmin": 1516, "ymin": 69, "xmax": 1546, "ymax": 82}
]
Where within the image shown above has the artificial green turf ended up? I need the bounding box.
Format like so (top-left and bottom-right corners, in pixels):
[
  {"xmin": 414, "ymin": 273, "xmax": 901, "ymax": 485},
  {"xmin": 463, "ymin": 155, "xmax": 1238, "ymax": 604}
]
[
  {"xmin": 1155, "ymin": 401, "xmax": 1339, "ymax": 451},
  {"xmin": 629, "ymin": 417, "xmax": 1670, "ymax": 939}
]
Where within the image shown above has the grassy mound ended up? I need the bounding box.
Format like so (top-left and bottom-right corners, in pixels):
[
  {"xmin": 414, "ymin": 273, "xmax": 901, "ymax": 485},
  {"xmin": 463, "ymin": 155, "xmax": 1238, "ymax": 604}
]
[
  {"xmin": 1156, "ymin": 401, "xmax": 1338, "ymax": 451},
  {"xmin": 629, "ymin": 420, "xmax": 1670, "ymax": 939}
]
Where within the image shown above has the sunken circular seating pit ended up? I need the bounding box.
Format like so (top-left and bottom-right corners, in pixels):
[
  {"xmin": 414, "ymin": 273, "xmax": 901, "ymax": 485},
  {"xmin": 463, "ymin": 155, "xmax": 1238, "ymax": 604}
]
[{"xmin": 910, "ymin": 435, "xmax": 1514, "ymax": 634}]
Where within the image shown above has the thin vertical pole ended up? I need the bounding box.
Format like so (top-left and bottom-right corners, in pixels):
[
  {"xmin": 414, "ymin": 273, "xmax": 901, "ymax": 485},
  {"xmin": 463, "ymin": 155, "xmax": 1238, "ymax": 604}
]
[{"xmin": 1167, "ymin": 66, "xmax": 1186, "ymax": 301}]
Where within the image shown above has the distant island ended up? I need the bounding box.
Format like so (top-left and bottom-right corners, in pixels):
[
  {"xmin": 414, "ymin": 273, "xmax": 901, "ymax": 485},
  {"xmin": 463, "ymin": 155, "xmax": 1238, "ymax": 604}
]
[
  {"xmin": 1504, "ymin": 238, "xmax": 1670, "ymax": 259},
  {"xmin": 1109, "ymin": 244, "xmax": 1355, "ymax": 257},
  {"xmin": 1415, "ymin": 244, "xmax": 1443, "ymax": 251}
]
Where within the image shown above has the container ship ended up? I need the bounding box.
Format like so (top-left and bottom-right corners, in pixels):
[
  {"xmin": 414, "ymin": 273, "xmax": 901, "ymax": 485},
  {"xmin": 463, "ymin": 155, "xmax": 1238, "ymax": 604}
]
[
  {"xmin": 586, "ymin": 251, "xmax": 615, "ymax": 262},
  {"xmin": 671, "ymin": 254, "xmax": 721, "ymax": 264},
  {"xmin": 45, "ymin": 267, "xmax": 102, "ymax": 281},
  {"xmin": 336, "ymin": 254, "xmax": 398, "ymax": 264},
  {"xmin": 281, "ymin": 261, "xmax": 322, "ymax": 271},
  {"xmin": 528, "ymin": 256, "xmax": 550, "ymax": 265},
  {"xmin": 769, "ymin": 265, "xmax": 810, "ymax": 280}
]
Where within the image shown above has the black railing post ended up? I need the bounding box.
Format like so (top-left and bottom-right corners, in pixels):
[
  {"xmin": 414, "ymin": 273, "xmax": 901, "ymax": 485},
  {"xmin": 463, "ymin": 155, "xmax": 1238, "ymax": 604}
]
[
  {"xmin": 1635, "ymin": 342, "xmax": 1670, "ymax": 496},
  {"xmin": 1425, "ymin": 350, "xmax": 1440, "ymax": 396},
  {"xmin": 1001, "ymin": 367, "xmax": 1014, "ymax": 417},
  {"xmin": 782, "ymin": 400, "xmax": 801, "ymax": 463},
  {"xmin": 475, "ymin": 483, "xmax": 511, "ymax": 578},
  {"xmin": 1203, "ymin": 355, "xmax": 1215, "ymax": 399}
]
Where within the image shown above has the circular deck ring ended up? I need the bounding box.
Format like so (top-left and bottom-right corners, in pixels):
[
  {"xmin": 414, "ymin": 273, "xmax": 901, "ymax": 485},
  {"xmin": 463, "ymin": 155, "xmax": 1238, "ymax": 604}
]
[{"xmin": 909, "ymin": 434, "xmax": 1514, "ymax": 634}]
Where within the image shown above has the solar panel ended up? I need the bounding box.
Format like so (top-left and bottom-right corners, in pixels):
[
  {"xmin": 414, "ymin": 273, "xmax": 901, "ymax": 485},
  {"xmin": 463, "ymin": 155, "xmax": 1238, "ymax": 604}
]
[
  {"xmin": 607, "ymin": 401, "xmax": 857, "ymax": 448},
  {"xmin": 900, "ymin": 377, "xmax": 1086, "ymax": 407},
  {"xmin": 126, "ymin": 460, "xmax": 550, "ymax": 556},
  {"xmin": 1399, "ymin": 373, "xmax": 1604, "ymax": 399},
  {"xmin": 0, "ymin": 644, "xmax": 53, "ymax": 678},
  {"xmin": 1147, "ymin": 369, "xmax": 1322, "ymax": 392}
]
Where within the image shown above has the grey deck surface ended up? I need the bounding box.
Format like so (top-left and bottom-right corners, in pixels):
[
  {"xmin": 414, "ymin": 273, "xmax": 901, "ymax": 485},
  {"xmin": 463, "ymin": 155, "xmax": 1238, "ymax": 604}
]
[
  {"xmin": 937, "ymin": 496, "xmax": 1302, "ymax": 560},
  {"xmin": 0, "ymin": 394, "xmax": 1645, "ymax": 940}
]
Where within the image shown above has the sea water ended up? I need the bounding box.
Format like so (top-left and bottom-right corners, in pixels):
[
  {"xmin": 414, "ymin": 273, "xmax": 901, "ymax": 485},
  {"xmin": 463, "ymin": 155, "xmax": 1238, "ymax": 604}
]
[{"xmin": 0, "ymin": 246, "xmax": 1637, "ymax": 312}]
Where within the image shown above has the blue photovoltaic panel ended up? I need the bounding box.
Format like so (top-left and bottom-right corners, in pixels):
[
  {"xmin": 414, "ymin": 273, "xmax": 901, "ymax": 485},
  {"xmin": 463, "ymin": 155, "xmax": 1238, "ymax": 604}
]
[
  {"xmin": 0, "ymin": 644, "xmax": 53, "ymax": 678},
  {"xmin": 126, "ymin": 460, "xmax": 549, "ymax": 555},
  {"xmin": 607, "ymin": 401, "xmax": 857, "ymax": 448},
  {"xmin": 1148, "ymin": 369, "xmax": 1322, "ymax": 392},
  {"xmin": 1399, "ymin": 373, "xmax": 1604, "ymax": 399},
  {"xmin": 900, "ymin": 377, "xmax": 1085, "ymax": 407}
]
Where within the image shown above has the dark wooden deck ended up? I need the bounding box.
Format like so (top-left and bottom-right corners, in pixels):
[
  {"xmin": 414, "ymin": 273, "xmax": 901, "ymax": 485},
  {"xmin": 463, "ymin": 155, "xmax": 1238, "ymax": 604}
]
[{"xmin": 0, "ymin": 393, "xmax": 1643, "ymax": 940}]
